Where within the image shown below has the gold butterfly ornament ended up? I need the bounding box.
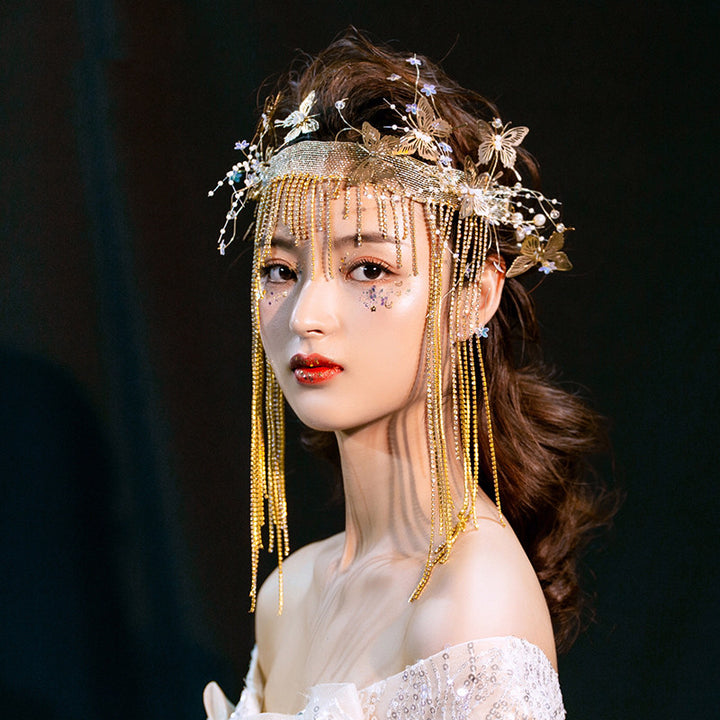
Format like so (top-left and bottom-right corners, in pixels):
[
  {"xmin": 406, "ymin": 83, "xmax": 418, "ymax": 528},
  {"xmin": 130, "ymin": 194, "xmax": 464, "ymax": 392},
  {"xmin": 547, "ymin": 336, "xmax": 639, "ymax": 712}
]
[
  {"xmin": 506, "ymin": 231, "xmax": 573, "ymax": 278},
  {"xmin": 274, "ymin": 91, "xmax": 320, "ymax": 143},
  {"xmin": 477, "ymin": 118, "xmax": 529, "ymax": 171},
  {"xmin": 397, "ymin": 95, "xmax": 452, "ymax": 162}
]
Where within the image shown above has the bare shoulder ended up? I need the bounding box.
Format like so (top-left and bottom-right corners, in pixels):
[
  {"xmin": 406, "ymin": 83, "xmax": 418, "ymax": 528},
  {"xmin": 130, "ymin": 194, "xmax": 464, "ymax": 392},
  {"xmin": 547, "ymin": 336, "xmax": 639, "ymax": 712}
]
[
  {"xmin": 255, "ymin": 533, "xmax": 344, "ymax": 674},
  {"xmin": 406, "ymin": 515, "xmax": 557, "ymax": 669}
]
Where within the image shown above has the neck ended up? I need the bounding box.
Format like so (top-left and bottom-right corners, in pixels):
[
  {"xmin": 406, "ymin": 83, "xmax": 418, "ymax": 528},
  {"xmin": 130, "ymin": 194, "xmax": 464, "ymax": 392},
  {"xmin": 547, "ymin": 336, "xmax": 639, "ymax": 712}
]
[{"xmin": 334, "ymin": 402, "xmax": 454, "ymax": 568}]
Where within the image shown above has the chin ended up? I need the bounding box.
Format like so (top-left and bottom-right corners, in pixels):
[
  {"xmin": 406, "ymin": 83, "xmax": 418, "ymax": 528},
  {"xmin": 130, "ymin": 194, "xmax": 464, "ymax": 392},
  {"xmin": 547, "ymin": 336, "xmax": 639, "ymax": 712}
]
[
  {"xmin": 295, "ymin": 415, "xmax": 341, "ymax": 433},
  {"xmin": 290, "ymin": 408, "xmax": 359, "ymax": 434},
  {"xmin": 282, "ymin": 397, "xmax": 343, "ymax": 433},
  {"xmin": 284, "ymin": 399, "xmax": 366, "ymax": 434}
]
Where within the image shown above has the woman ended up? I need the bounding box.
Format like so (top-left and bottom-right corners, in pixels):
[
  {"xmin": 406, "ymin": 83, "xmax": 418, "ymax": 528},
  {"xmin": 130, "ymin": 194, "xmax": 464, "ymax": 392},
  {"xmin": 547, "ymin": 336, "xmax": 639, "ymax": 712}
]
[{"xmin": 205, "ymin": 29, "xmax": 611, "ymax": 720}]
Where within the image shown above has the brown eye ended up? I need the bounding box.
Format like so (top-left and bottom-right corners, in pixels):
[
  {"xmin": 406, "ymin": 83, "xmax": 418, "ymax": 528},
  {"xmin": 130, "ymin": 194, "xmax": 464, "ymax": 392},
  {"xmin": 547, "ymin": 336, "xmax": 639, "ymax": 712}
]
[
  {"xmin": 348, "ymin": 262, "xmax": 388, "ymax": 281},
  {"xmin": 263, "ymin": 263, "xmax": 296, "ymax": 283}
]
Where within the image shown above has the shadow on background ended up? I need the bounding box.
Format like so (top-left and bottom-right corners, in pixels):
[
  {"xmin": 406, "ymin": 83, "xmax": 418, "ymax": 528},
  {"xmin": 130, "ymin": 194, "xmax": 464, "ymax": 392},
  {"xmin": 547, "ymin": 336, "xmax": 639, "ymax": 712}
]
[{"xmin": 1, "ymin": 1, "xmax": 717, "ymax": 718}]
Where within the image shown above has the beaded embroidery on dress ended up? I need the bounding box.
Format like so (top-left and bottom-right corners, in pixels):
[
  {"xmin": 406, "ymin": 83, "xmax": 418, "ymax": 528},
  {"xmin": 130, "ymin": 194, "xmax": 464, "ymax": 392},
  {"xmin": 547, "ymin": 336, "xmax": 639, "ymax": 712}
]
[{"xmin": 204, "ymin": 636, "xmax": 565, "ymax": 720}]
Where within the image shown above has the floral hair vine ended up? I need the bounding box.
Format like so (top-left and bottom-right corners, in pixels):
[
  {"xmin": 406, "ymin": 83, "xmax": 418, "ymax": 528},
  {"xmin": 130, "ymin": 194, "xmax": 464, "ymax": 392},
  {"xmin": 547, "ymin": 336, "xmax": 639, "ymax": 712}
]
[{"xmin": 210, "ymin": 53, "xmax": 572, "ymax": 279}]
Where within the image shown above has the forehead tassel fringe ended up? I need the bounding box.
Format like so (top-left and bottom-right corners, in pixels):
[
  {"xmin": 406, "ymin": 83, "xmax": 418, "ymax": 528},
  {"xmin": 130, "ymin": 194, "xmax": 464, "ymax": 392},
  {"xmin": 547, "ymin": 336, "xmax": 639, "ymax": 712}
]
[{"xmin": 247, "ymin": 162, "xmax": 503, "ymax": 612}]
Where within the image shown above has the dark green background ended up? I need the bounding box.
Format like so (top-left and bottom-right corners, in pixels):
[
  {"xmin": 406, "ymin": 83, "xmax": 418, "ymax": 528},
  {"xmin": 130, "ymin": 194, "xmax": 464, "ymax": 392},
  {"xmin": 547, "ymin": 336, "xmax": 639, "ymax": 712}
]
[{"xmin": 1, "ymin": 1, "xmax": 717, "ymax": 718}]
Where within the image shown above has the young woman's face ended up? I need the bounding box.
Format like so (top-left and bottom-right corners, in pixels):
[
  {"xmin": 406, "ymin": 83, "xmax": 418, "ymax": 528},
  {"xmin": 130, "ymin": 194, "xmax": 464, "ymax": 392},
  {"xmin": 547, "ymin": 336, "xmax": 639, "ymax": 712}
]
[{"xmin": 257, "ymin": 196, "xmax": 432, "ymax": 433}]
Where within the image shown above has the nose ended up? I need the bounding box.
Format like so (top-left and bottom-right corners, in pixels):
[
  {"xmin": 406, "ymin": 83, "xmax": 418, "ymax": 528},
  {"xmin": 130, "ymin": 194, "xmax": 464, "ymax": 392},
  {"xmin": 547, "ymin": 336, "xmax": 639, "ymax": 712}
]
[{"xmin": 289, "ymin": 277, "xmax": 340, "ymax": 337}]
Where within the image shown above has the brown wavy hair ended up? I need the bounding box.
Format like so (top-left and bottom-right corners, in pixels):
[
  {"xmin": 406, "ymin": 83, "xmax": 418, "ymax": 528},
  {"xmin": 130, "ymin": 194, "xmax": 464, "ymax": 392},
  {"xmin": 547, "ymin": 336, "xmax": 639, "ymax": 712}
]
[{"xmin": 264, "ymin": 28, "xmax": 617, "ymax": 653}]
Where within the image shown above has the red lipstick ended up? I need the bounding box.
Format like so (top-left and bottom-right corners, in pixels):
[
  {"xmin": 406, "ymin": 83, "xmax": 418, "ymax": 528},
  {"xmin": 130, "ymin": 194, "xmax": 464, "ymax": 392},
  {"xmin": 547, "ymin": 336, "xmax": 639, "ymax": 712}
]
[{"xmin": 290, "ymin": 353, "xmax": 343, "ymax": 385}]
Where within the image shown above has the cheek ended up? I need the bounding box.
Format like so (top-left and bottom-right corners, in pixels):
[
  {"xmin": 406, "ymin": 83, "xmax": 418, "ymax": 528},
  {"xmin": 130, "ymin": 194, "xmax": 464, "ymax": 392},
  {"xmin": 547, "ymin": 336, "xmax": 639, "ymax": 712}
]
[
  {"xmin": 257, "ymin": 290, "xmax": 292, "ymax": 355},
  {"xmin": 355, "ymin": 285, "xmax": 429, "ymax": 405},
  {"xmin": 351, "ymin": 280, "xmax": 428, "ymax": 368}
]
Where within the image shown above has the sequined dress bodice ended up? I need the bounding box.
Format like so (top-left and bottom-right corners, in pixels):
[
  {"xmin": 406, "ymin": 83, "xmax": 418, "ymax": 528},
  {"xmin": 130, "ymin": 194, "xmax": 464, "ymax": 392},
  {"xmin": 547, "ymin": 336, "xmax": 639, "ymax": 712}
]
[{"xmin": 204, "ymin": 636, "xmax": 565, "ymax": 720}]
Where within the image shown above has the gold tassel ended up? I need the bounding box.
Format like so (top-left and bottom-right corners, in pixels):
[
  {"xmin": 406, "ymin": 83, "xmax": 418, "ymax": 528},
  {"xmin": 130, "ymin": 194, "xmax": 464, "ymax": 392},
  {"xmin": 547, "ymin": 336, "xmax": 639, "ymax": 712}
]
[
  {"xmin": 410, "ymin": 212, "xmax": 503, "ymax": 602},
  {"xmin": 249, "ymin": 177, "xmax": 503, "ymax": 610},
  {"xmin": 248, "ymin": 180, "xmax": 292, "ymax": 613},
  {"xmin": 410, "ymin": 201, "xmax": 453, "ymax": 601},
  {"xmin": 477, "ymin": 338, "xmax": 503, "ymax": 522}
]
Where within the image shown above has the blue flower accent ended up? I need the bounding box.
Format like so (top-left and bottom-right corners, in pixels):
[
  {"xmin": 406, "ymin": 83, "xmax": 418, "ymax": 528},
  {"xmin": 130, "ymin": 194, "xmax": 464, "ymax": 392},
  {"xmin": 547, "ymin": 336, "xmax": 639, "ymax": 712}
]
[
  {"xmin": 421, "ymin": 83, "xmax": 437, "ymax": 96},
  {"xmin": 235, "ymin": 140, "xmax": 249, "ymax": 150},
  {"xmin": 439, "ymin": 155, "xmax": 452, "ymax": 167},
  {"xmin": 405, "ymin": 103, "xmax": 418, "ymax": 115},
  {"xmin": 475, "ymin": 326, "xmax": 489, "ymax": 338},
  {"xmin": 229, "ymin": 170, "xmax": 243, "ymax": 183},
  {"xmin": 438, "ymin": 141, "xmax": 453, "ymax": 154},
  {"xmin": 539, "ymin": 261, "xmax": 557, "ymax": 274},
  {"xmin": 406, "ymin": 55, "xmax": 422, "ymax": 67}
]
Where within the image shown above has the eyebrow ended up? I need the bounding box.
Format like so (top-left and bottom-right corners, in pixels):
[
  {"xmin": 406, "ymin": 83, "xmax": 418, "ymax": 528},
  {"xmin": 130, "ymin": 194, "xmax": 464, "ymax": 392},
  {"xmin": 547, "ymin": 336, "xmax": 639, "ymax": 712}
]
[
  {"xmin": 269, "ymin": 231, "xmax": 402, "ymax": 249},
  {"xmin": 335, "ymin": 232, "xmax": 400, "ymax": 247},
  {"xmin": 268, "ymin": 235, "xmax": 297, "ymax": 250}
]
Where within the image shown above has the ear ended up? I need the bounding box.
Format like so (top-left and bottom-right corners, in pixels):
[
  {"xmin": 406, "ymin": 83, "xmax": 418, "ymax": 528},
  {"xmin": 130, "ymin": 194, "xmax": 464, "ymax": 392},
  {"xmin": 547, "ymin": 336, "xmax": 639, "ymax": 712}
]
[{"xmin": 455, "ymin": 258, "xmax": 505, "ymax": 341}]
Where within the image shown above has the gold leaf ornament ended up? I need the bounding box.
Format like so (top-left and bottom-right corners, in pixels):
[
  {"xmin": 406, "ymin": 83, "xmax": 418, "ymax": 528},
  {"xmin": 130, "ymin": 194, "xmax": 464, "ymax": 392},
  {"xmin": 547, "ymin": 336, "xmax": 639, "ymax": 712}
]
[
  {"xmin": 458, "ymin": 156, "xmax": 498, "ymax": 219},
  {"xmin": 347, "ymin": 122, "xmax": 404, "ymax": 184},
  {"xmin": 506, "ymin": 231, "xmax": 573, "ymax": 278},
  {"xmin": 360, "ymin": 121, "xmax": 402, "ymax": 154}
]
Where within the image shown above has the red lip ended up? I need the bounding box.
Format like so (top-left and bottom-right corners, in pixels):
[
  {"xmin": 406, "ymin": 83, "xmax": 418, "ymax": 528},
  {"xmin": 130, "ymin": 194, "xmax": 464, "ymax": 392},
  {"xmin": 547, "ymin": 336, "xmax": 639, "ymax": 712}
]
[{"xmin": 290, "ymin": 353, "xmax": 343, "ymax": 385}]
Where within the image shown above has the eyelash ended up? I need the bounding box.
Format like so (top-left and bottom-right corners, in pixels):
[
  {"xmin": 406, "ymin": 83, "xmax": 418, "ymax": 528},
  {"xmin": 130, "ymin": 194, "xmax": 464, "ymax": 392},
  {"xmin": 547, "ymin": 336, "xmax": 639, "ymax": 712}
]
[
  {"xmin": 345, "ymin": 257, "xmax": 394, "ymax": 282},
  {"xmin": 260, "ymin": 257, "xmax": 395, "ymax": 283},
  {"xmin": 260, "ymin": 260, "xmax": 296, "ymax": 283}
]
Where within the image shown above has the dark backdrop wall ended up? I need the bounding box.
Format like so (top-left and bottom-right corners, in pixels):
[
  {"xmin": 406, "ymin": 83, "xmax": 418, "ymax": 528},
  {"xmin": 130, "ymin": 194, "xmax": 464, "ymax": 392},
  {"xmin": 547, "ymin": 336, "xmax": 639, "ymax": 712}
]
[{"xmin": 1, "ymin": 1, "xmax": 717, "ymax": 718}]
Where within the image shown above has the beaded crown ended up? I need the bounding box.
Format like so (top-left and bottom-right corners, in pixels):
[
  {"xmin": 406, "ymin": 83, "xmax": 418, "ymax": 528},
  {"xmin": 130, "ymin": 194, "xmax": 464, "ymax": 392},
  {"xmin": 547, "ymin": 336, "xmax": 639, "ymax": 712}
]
[{"xmin": 211, "ymin": 52, "xmax": 572, "ymax": 611}]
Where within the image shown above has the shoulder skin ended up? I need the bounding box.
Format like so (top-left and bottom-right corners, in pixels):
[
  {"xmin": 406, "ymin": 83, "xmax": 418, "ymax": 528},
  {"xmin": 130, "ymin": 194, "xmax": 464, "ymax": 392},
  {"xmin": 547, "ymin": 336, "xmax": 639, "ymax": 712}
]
[{"xmin": 405, "ymin": 514, "xmax": 558, "ymax": 669}]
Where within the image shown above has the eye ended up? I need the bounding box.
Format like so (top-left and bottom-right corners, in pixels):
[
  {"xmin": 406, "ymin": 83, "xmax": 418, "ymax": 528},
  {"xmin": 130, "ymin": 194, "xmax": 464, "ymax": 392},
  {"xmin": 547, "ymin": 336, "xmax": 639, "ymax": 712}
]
[
  {"xmin": 261, "ymin": 262, "xmax": 296, "ymax": 283},
  {"xmin": 347, "ymin": 261, "xmax": 391, "ymax": 282}
]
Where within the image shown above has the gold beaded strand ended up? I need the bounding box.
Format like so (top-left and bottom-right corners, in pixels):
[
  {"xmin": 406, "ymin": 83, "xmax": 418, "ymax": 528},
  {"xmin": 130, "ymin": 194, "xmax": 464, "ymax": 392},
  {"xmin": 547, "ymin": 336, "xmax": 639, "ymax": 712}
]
[{"xmin": 249, "ymin": 176, "xmax": 505, "ymax": 611}]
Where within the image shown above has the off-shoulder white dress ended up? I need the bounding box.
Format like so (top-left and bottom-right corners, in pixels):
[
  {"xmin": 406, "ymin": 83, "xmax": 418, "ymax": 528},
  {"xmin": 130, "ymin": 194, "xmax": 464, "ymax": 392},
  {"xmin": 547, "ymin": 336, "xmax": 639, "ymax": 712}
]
[{"xmin": 204, "ymin": 636, "xmax": 565, "ymax": 720}]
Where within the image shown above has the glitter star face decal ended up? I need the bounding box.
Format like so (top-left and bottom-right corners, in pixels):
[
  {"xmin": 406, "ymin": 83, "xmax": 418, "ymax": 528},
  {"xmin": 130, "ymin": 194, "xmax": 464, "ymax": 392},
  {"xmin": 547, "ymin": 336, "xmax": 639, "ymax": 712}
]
[{"xmin": 359, "ymin": 282, "xmax": 409, "ymax": 311}]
